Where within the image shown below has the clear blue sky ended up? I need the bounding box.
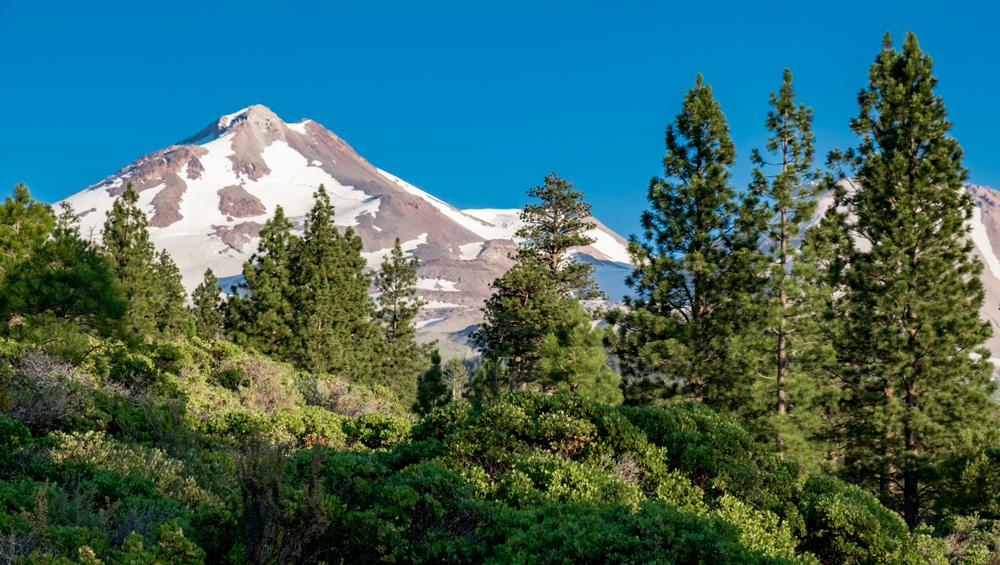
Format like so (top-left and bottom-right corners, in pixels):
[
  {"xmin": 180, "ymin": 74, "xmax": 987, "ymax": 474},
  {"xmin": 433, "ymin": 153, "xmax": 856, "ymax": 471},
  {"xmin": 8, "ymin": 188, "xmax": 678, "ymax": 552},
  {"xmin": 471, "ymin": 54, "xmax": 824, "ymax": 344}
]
[{"xmin": 1, "ymin": 1, "xmax": 997, "ymax": 236}]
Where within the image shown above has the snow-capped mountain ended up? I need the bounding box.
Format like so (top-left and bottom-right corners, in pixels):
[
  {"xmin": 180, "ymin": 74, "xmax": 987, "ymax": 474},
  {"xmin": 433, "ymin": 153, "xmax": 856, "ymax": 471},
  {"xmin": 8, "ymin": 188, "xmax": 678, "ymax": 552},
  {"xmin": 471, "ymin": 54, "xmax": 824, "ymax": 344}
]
[{"xmin": 61, "ymin": 105, "xmax": 632, "ymax": 348}]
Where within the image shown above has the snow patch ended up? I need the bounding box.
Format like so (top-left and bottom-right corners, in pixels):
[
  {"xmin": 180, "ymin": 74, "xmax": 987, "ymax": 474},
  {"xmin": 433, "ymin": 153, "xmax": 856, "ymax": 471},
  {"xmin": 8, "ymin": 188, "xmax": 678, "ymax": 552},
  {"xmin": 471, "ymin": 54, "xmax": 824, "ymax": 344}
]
[
  {"xmin": 363, "ymin": 233, "xmax": 428, "ymax": 266},
  {"xmin": 417, "ymin": 278, "xmax": 459, "ymax": 292},
  {"xmin": 286, "ymin": 121, "xmax": 310, "ymax": 134},
  {"xmin": 219, "ymin": 107, "xmax": 250, "ymax": 128},
  {"xmin": 416, "ymin": 317, "xmax": 445, "ymax": 329},
  {"xmin": 424, "ymin": 300, "xmax": 466, "ymax": 309},
  {"xmin": 587, "ymin": 228, "xmax": 631, "ymax": 264},
  {"xmin": 459, "ymin": 241, "xmax": 485, "ymax": 260},
  {"xmin": 972, "ymin": 206, "xmax": 1000, "ymax": 278},
  {"xmin": 376, "ymin": 168, "xmax": 510, "ymax": 239},
  {"xmin": 462, "ymin": 209, "xmax": 523, "ymax": 238}
]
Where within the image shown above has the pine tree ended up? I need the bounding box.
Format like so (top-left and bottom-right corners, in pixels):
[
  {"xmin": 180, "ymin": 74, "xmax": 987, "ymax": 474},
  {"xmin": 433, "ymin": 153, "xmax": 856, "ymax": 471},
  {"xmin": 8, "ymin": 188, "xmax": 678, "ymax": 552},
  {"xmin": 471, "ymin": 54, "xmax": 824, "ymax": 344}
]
[
  {"xmin": 0, "ymin": 198, "xmax": 126, "ymax": 354},
  {"xmin": 516, "ymin": 173, "xmax": 602, "ymax": 299},
  {"xmin": 443, "ymin": 357, "xmax": 468, "ymax": 401},
  {"xmin": 415, "ymin": 351, "xmax": 449, "ymax": 415},
  {"xmin": 473, "ymin": 174, "xmax": 613, "ymax": 393},
  {"xmin": 152, "ymin": 249, "xmax": 191, "ymax": 336},
  {"xmin": 831, "ymin": 32, "xmax": 995, "ymax": 528},
  {"xmin": 292, "ymin": 185, "xmax": 376, "ymax": 377},
  {"xmin": 473, "ymin": 261, "xmax": 563, "ymax": 383},
  {"xmin": 0, "ymin": 184, "xmax": 55, "ymax": 283},
  {"xmin": 788, "ymin": 204, "xmax": 853, "ymax": 474},
  {"xmin": 373, "ymin": 238, "xmax": 428, "ymax": 403},
  {"xmin": 616, "ymin": 75, "xmax": 762, "ymax": 408},
  {"xmin": 536, "ymin": 301, "xmax": 623, "ymax": 404},
  {"xmin": 102, "ymin": 183, "xmax": 187, "ymax": 338},
  {"xmin": 749, "ymin": 69, "xmax": 822, "ymax": 418},
  {"xmin": 192, "ymin": 269, "xmax": 224, "ymax": 340},
  {"xmin": 227, "ymin": 205, "xmax": 298, "ymax": 357}
]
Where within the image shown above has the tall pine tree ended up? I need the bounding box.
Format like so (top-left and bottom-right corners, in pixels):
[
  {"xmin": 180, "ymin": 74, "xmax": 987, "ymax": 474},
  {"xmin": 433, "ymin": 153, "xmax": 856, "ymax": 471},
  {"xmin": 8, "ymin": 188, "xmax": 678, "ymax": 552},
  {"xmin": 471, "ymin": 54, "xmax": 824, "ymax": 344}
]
[
  {"xmin": 191, "ymin": 268, "xmax": 224, "ymax": 340},
  {"xmin": 516, "ymin": 173, "xmax": 602, "ymax": 299},
  {"xmin": 292, "ymin": 185, "xmax": 376, "ymax": 377},
  {"xmin": 373, "ymin": 238, "xmax": 429, "ymax": 403},
  {"xmin": 473, "ymin": 174, "xmax": 616, "ymax": 396},
  {"xmin": 750, "ymin": 68, "xmax": 822, "ymax": 417},
  {"xmin": 739, "ymin": 70, "xmax": 841, "ymax": 464},
  {"xmin": 227, "ymin": 205, "xmax": 298, "ymax": 357},
  {"xmin": 615, "ymin": 75, "xmax": 762, "ymax": 408},
  {"xmin": 0, "ymin": 184, "xmax": 54, "ymax": 284},
  {"xmin": 831, "ymin": 32, "xmax": 995, "ymax": 528},
  {"xmin": 102, "ymin": 183, "xmax": 188, "ymax": 338}
]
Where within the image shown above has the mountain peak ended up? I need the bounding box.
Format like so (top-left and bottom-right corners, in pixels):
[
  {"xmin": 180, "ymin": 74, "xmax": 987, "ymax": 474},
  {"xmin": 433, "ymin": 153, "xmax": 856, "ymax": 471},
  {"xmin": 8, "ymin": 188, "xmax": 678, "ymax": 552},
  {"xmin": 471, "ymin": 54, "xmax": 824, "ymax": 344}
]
[
  {"xmin": 180, "ymin": 104, "xmax": 285, "ymax": 145},
  {"xmin": 218, "ymin": 104, "xmax": 280, "ymax": 128}
]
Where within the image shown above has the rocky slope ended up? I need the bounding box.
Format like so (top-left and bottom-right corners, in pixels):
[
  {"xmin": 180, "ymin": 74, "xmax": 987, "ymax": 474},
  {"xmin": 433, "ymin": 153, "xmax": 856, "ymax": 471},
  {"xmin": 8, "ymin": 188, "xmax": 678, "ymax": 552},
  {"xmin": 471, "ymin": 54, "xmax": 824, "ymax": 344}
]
[
  {"xmin": 62, "ymin": 105, "xmax": 632, "ymax": 349},
  {"xmin": 59, "ymin": 105, "xmax": 1000, "ymax": 365}
]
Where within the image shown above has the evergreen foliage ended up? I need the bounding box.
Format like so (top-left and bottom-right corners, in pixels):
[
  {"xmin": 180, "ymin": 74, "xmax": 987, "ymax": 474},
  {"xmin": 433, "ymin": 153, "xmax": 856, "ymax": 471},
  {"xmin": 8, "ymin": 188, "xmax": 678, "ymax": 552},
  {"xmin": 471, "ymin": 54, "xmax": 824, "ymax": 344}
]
[
  {"xmin": 291, "ymin": 185, "xmax": 376, "ymax": 378},
  {"xmin": 615, "ymin": 74, "xmax": 763, "ymax": 408},
  {"xmin": 0, "ymin": 183, "xmax": 54, "ymax": 283},
  {"xmin": 101, "ymin": 183, "xmax": 188, "ymax": 338},
  {"xmin": 0, "ymin": 29, "xmax": 996, "ymax": 562},
  {"xmin": 828, "ymin": 32, "xmax": 996, "ymax": 528},
  {"xmin": 736, "ymin": 70, "xmax": 842, "ymax": 466},
  {"xmin": 415, "ymin": 350, "xmax": 449, "ymax": 415},
  {"xmin": 226, "ymin": 205, "xmax": 298, "ymax": 357},
  {"xmin": 749, "ymin": 69, "xmax": 822, "ymax": 418},
  {"xmin": 191, "ymin": 269, "xmax": 223, "ymax": 340},
  {"xmin": 473, "ymin": 174, "xmax": 618, "ymax": 398},
  {"xmin": 374, "ymin": 238, "xmax": 429, "ymax": 403},
  {"xmin": 443, "ymin": 357, "xmax": 468, "ymax": 401},
  {"xmin": 515, "ymin": 173, "xmax": 602, "ymax": 299},
  {"xmin": 0, "ymin": 195, "xmax": 126, "ymax": 357}
]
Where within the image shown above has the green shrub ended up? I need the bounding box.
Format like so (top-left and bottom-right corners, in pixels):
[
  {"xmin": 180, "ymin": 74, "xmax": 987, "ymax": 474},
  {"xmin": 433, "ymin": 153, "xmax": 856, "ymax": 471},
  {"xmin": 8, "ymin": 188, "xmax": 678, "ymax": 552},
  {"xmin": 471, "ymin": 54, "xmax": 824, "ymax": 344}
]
[
  {"xmin": 488, "ymin": 500, "xmax": 788, "ymax": 564},
  {"xmin": 49, "ymin": 431, "xmax": 218, "ymax": 508},
  {"xmin": 495, "ymin": 454, "xmax": 642, "ymax": 509},
  {"xmin": 0, "ymin": 414, "xmax": 30, "ymax": 474},
  {"xmin": 273, "ymin": 406, "xmax": 347, "ymax": 447},
  {"xmin": 343, "ymin": 413, "xmax": 411, "ymax": 450},
  {"xmin": 797, "ymin": 475, "xmax": 920, "ymax": 564}
]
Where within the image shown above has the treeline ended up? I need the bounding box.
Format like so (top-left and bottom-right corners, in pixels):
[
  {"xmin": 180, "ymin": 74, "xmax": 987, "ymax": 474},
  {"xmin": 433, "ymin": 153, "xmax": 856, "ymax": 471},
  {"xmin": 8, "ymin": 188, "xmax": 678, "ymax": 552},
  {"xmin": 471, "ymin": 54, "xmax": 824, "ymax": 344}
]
[
  {"xmin": 0, "ymin": 30, "xmax": 998, "ymax": 563},
  {"xmin": 606, "ymin": 31, "xmax": 1000, "ymax": 534}
]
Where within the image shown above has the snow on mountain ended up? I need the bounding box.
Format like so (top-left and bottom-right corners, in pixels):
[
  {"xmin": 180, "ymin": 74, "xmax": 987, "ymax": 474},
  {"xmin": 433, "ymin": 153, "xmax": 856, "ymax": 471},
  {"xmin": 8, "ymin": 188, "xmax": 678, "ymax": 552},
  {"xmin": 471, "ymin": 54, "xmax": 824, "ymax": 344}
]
[{"xmin": 61, "ymin": 104, "xmax": 632, "ymax": 349}]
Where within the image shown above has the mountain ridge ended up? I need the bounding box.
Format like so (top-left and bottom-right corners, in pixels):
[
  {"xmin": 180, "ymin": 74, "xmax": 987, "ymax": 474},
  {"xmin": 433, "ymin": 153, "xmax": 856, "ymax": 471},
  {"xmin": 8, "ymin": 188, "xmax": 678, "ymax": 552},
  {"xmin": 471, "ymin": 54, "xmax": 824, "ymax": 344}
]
[{"xmin": 61, "ymin": 104, "xmax": 632, "ymax": 349}]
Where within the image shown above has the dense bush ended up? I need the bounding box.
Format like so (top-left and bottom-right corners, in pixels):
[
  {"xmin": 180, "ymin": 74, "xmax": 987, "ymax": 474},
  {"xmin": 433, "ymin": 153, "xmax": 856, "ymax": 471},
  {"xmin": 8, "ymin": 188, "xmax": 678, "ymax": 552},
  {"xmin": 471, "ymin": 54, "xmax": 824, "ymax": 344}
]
[
  {"xmin": 0, "ymin": 336, "xmax": 951, "ymax": 563},
  {"xmin": 796, "ymin": 476, "xmax": 920, "ymax": 563}
]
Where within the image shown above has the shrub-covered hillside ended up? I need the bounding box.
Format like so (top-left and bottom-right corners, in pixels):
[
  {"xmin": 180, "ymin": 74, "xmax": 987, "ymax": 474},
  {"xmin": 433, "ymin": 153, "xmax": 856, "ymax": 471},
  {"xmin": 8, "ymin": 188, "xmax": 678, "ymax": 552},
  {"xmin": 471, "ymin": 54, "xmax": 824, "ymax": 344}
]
[{"xmin": 0, "ymin": 340, "xmax": 953, "ymax": 563}]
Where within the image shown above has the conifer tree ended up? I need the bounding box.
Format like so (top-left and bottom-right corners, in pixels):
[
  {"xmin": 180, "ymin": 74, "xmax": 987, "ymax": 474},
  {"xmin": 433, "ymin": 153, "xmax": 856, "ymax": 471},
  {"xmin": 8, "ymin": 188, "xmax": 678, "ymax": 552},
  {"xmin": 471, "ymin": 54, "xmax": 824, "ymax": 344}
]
[
  {"xmin": 373, "ymin": 238, "xmax": 428, "ymax": 403},
  {"xmin": 152, "ymin": 249, "xmax": 191, "ymax": 336},
  {"xmin": 227, "ymin": 206, "xmax": 298, "ymax": 357},
  {"xmin": 536, "ymin": 301, "xmax": 623, "ymax": 404},
  {"xmin": 292, "ymin": 186, "xmax": 375, "ymax": 377},
  {"xmin": 415, "ymin": 350, "xmax": 449, "ymax": 415},
  {"xmin": 831, "ymin": 32, "xmax": 995, "ymax": 528},
  {"xmin": 616, "ymin": 75, "xmax": 762, "ymax": 408},
  {"xmin": 474, "ymin": 174, "xmax": 616, "ymax": 396},
  {"xmin": 750, "ymin": 69, "xmax": 822, "ymax": 418},
  {"xmin": 0, "ymin": 184, "xmax": 54, "ymax": 283},
  {"xmin": 192, "ymin": 269, "xmax": 224, "ymax": 340},
  {"xmin": 0, "ymin": 198, "xmax": 126, "ymax": 354},
  {"xmin": 102, "ymin": 183, "xmax": 188, "ymax": 338},
  {"xmin": 516, "ymin": 173, "xmax": 602, "ymax": 299},
  {"xmin": 474, "ymin": 261, "xmax": 562, "ymax": 383},
  {"xmin": 443, "ymin": 357, "xmax": 468, "ymax": 401}
]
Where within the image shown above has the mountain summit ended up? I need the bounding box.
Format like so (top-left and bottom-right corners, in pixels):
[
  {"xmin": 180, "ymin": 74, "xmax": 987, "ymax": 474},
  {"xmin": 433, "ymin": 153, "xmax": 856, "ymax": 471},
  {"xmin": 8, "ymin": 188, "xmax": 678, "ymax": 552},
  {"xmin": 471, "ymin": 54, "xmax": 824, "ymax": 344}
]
[{"xmin": 61, "ymin": 105, "xmax": 631, "ymax": 346}]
